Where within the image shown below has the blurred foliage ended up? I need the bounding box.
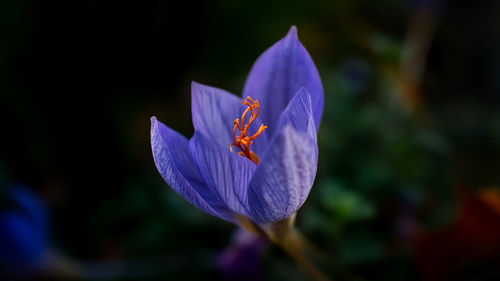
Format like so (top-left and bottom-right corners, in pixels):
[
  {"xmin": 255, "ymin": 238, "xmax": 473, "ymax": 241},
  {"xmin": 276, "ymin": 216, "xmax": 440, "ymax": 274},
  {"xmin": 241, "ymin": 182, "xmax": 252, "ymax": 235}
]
[{"xmin": 1, "ymin": 0, "xmax": 500, "ymax": 280}]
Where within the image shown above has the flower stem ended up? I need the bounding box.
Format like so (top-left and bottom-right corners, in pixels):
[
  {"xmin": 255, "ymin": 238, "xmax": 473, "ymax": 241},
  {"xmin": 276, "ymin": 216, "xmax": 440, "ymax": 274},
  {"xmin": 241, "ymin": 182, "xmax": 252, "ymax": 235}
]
[
  {"xmin": 278, "ymin": 231, "xmax": 333, "ymax": 281},
  {"xmin": 263, "ymin": 217, "xmax": 332, "ymax": 281},
  {"xmin": 285, "ymin": 230, "xmax": 368, "ymax": 281}
]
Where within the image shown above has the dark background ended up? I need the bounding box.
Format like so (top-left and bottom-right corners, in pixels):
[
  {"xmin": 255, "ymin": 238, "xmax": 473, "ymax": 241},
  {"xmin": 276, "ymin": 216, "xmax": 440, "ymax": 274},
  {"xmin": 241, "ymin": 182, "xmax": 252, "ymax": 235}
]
[{"xmin": 1, "ymin": 0, "xmax": 500, "ymax": 280}]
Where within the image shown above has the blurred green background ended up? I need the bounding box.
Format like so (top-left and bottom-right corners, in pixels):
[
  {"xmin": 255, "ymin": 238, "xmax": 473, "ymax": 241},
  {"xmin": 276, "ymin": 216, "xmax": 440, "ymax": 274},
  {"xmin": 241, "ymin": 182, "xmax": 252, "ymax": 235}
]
[{"xmin": 1, "ymin": 0, "xmax": 500, "ymax": 280}]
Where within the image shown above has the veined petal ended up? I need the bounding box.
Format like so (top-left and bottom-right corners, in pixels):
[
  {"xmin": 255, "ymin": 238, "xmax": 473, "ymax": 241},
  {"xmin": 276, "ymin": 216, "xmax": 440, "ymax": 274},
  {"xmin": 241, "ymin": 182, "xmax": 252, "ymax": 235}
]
[
  {"xmin": 276, "ymin": 87, "xmax": 316, "ymax": 142},
  {"xmin": 189, "ymin": 131, "xmax": 256, "ymax": 216},
  {"xmin": 150, "ymin": 117, "xmax": 234, "ymax": 221},
  {"xmin": 191, "ymin": 81, "xmax": 242, "ymax": 148},
  {"xmin": 243, "ymin": 26, "xmax": 323, "ymax": 135},
  {"xmin": 191, "ymin": 81, "xmax": 269, "ymax": 156},
  {"xmin": 247, "ymin": 125, "xmax": 318, "ymax": 224}
]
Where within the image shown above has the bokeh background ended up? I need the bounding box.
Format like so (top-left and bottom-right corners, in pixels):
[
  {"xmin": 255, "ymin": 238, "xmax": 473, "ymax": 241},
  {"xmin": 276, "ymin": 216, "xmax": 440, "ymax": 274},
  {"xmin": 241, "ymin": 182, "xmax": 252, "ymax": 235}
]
[{"xmin": 1, "ymin": 0, "xmax": 500, "ymax": 280}]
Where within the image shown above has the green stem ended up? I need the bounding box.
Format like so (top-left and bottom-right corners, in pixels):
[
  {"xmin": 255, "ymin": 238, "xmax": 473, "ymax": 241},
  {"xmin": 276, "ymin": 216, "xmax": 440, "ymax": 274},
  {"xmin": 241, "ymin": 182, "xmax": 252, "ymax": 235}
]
[
  {"xmin": 261, "ymin": 216, "xmax": 332, "ymax": 281},
  {"xmin": 279, "ymin": 230, "xmax": 333, "ymax": 281}
]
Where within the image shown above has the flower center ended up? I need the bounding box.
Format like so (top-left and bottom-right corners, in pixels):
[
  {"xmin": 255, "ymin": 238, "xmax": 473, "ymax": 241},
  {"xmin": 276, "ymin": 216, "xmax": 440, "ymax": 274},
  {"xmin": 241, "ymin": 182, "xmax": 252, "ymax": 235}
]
[{"xmin": 230, "ymin": 96, "xmax": 268, "ymax": 164}]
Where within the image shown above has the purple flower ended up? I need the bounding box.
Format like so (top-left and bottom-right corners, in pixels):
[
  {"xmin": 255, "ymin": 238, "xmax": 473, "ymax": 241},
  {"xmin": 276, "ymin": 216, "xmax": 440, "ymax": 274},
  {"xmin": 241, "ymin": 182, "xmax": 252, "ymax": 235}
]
[
  {"xmin": 151, "ymin": 26, "xmax": 323, "ymax": 225},
  {"xmin": 218, "ymin": 229, "xmax": 269, "ymax": 281}
]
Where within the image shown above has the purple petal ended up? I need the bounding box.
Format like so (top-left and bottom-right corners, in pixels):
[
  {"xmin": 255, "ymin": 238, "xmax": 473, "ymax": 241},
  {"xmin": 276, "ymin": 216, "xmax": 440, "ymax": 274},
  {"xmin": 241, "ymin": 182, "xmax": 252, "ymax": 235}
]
[
  {"xmin": 247, "ymin": 125, "xmax": 318, "ymax": 224},
  {"xmin": 276, "ymin": 87, "xmax": 316, "ymax": 142},
  {"xmin": 150, "ymin": 117, "xmax": 234, "ymax": 221},
  {"xmin": 189, "ymin": 131, "xmax": 256, "ymax": 216},
  {"xmin": 191, "ymin": 81, "xmax": 270, "ymax": 157},
  {"xmin": 191, "ymin": 81, "xmax": 242, "ymax": 148},
  {"xmin": 243, "ymin": 26, "xmax": 323, "ymax": 135}
]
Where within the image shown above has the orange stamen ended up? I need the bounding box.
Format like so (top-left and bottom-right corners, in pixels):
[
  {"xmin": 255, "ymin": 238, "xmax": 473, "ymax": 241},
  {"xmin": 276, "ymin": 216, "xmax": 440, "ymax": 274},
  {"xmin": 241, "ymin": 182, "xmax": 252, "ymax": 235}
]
[{"xmin": 229, "ymin": 96, "xmax": 267, "ymax": 164}]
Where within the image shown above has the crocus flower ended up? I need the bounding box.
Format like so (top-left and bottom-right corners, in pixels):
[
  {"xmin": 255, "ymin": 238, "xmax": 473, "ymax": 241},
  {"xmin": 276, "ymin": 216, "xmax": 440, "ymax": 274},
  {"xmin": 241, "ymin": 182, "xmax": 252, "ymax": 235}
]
[
  {"xmin": 218, "ymin": 229, "xmax": 269, "ymax": 281},
  {"xmin": 151, "ymin": 26, "xmax": 323, "ymax": 227}
]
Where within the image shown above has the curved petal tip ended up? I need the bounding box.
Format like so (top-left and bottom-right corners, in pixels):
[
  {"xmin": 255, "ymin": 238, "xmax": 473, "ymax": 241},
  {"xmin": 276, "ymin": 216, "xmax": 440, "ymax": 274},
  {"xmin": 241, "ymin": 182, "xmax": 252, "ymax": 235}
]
[
  {"xmin": 287, "ymin": 26, "xmax": 298, "ymax": 40},
  {"xmin": 191, "ymin": 80, "xmax": 201, "ymax": 89}
]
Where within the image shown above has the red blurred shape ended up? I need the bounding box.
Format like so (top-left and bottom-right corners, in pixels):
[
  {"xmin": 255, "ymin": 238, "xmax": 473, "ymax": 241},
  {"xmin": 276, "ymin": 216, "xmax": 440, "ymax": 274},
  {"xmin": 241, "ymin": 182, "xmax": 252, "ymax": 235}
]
[{"xmin": 414, "ymin": 188, "xmax": 500, "ymax": 281}]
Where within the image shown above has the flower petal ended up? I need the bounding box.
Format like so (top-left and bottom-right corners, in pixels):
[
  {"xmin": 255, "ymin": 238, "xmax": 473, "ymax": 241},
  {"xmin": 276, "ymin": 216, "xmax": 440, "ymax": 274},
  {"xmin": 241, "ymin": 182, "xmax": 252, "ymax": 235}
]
[
  {"xmin": 150, "ymin": 117, "xmax": 234, "ymax": 221},
  {"xmin": 276, "ymin": 87, "xmax": 316, "ymax": 142},
  {"xmin": 247, "ymin": 125, "xmax": 318, "ymax": 224},
  {"xmin": 189, "ymin": 131, "xmax": 256, "ymax": 216},
  {"xmin": 191, "ymin": 81, "xmax": 242, "ymax": 147},
  {"xmin": 191, "ymin": 81, "xmax": 269, "ymax": 156},
  {"xmin": 243, "ymin": 26, "xmax": 323, "ymax": 135}
]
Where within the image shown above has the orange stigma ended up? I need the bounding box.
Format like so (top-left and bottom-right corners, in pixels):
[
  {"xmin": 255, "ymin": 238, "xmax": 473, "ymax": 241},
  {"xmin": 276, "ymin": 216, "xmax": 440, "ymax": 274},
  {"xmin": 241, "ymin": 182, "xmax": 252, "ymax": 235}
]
[{"xmin": 230, "ymin": 96, "xmax": 267, "ymax": 164}]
